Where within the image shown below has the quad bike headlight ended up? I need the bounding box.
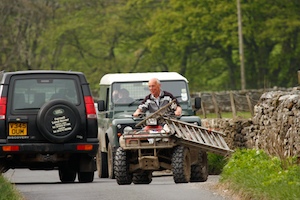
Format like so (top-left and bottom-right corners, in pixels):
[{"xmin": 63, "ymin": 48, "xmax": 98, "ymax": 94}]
[
  {"xmin": 146, "ymin": 118, "xmax": 158, "ymax": 126},
  {"xmin": 123, "ymin": 126, "xmax": 133, "ymax": 134}
]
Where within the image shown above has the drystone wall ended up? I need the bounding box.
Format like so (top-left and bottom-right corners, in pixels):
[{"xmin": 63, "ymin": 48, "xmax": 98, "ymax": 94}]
[{"xmin": 202, "ymin": 88, "xmax": 300, "ymax": 158}]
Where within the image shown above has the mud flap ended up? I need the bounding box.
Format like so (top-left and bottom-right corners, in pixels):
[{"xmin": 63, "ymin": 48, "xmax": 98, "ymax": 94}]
[{"xmin": 79, "ymin": 155, "xmax": 96, "ymax": 172}]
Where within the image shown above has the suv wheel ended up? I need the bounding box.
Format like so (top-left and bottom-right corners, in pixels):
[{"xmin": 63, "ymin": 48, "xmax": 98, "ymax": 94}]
[
  {"xmin": 59, "ymin": 167, "xmax": 76, "ymax": 183},
  {"xmin": 37, "ymin": 100, "xmax": 81, "ymax": 143},
  {"xmin": 78, "ymin": 172, "xmax": 94, "ymax": 183},
  {"xmin": 0, "ymin": 159, "xmax": 8, "ymax": 173}
]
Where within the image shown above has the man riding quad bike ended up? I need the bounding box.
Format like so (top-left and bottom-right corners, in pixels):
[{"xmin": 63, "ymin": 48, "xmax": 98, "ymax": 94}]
[{"xmin": 114, "ymin": 100, "xmax": 209, "ymax": 185}]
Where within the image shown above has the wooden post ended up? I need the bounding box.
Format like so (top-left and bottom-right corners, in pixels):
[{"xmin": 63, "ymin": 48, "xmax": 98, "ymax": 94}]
[
  {"xmin": 211, "ymin": 93, "xmax": 221, "ymax": 118},
  {"xmin": 230, "ymin": 92, "xmax": 237, "ymax": 118},
  {"xmin": 246, "ymin": 94, "xmax": 254, "ymax": 116},
  {"xmin": 201, "ymin": 101, "xmax": 206, "ymax": 118}
]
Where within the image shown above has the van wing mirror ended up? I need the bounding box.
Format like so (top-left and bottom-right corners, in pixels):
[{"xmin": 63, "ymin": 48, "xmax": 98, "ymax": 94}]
[{"xmin": 97, "ymin": 100, "xmax": 106, "ymax": 111}]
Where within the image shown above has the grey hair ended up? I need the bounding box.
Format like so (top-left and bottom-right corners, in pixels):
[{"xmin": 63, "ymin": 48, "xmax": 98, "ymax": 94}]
[
  {"xmin": 155, "ymin": 78, "xmax": 161, "ymax": 84},
  {"xmin": 150, "ymin": 78, "xmax": 160, "ymax": 84}
]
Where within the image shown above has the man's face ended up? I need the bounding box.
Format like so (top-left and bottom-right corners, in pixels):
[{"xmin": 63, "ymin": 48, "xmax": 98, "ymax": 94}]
[{"xmin": 148, "ymin": 79, "xmax": 160, "ymax": 97}]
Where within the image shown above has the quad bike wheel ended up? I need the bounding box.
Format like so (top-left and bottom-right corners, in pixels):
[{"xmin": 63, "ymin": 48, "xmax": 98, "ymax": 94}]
[
  {"xmin": 190, "ymin": 150, "xmax": 208, "ymax": 182},
  {"xmin": 172, "ymin": 146, "xmax": 191, "ymax": 183},
  {"xmin": 114, "ymin": 147, "xmax": 132, "ymax": 185},
  {"xmin": 132, "ymin": 171, "xmax": 152, "ymax": 184}
]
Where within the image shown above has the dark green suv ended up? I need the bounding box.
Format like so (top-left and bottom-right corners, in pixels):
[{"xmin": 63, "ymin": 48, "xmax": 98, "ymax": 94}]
[{"xmin": 0, "ymin": 70, "xmax": 98, "ymax": 183}]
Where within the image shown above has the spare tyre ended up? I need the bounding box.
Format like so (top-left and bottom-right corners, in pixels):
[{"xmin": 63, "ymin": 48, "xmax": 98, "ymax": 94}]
[{"xmin": 37, "ymin": 99, "xmax": 81, "ymax": 143}]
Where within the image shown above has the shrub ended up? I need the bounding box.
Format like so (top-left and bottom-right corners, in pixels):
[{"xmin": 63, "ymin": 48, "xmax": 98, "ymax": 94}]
[
  {"xmin": 0, "ymin": 175, "xmax": 23, "ymax": 200},
  {"xmin": 208, "ymin": 153, "xmax": 227, "ymax": 175},
  {"xmin": 220, "ymin": 149, "xmax": 300, "ymax": 200}
]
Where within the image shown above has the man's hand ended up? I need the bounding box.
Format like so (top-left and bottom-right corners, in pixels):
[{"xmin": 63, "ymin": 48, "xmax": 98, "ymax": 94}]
[
  {"xmin": 174, "ymin": 106, "xmax": 182, "ymax": 116},
  {"xmin": 133, "ymin": 108, "xmax": 142, "ymax": 117}
]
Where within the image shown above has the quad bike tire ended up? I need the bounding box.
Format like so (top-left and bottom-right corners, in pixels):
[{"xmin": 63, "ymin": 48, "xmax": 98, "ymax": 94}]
[
  {"xmin": 172, "ymin": 146, "xmax": 191, "ymax": 183},
  {"xmin": 114, "ymin": 147, "xmax": 132, "ymax": 185},
  {"xmin": 190, "ymin": 150, "xmax": 208, "ymax": 182},
  {"xmin": 132, "ymin": 171, "xmax": 152, "ymax": 184}
]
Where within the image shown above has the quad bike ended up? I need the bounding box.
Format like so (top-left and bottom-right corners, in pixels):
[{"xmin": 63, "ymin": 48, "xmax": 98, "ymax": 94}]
[{"xmin": 114, "ymin": 100, "xmax": 232, "ymax": 185}]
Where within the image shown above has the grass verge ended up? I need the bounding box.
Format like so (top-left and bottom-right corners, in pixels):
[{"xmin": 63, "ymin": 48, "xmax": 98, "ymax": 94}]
[
  {"xmin": 220, "ymin": 149, "xmax": 300, "ymax": 200},
  {"xmin": 0, "ymin": 175, "xmax": 23, "ymax": 200},
  {"xmin": 199, "ymin": 111, "xmax": 252, "ymax": 119}
]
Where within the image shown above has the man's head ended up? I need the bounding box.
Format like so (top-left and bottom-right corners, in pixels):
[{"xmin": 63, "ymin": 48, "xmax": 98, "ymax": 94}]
[
  {"xmin": 148, "ymin": 78, "xmax": 161, "ymax": 98},
  {"xmin": 119, "ymin": 88, "xmax": 129, "ymax": 98}
]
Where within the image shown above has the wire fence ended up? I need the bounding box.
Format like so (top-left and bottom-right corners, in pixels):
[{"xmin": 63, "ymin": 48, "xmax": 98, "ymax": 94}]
[{"xmin": 192, "ymin": 90, "xmax": 268, "ymax": 118}]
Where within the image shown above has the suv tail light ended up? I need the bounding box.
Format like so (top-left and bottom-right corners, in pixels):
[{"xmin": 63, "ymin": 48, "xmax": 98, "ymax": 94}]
[
  {"xmin": 3, "ymin": 145, "xmax": 20, "ymax": 152},
  {"xmin": 76, "ymin": 144, "xmax": 93, "ymax": 151},
  {"xmin": 84, "ymin": 96, "xmax": 97, "ymax": 119},
  {"xmin": 0, "ymin": 97, "xmax": 7, "ymax": 120}
]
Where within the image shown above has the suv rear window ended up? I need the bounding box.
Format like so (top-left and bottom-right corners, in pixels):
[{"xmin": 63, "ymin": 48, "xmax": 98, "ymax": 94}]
[{"xmin": 13, "ymin": 78, "xmax": 79, "ymax": 110}]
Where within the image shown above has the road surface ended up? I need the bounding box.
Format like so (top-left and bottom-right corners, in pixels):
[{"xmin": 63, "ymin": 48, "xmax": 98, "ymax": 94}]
[{"xmin": 4, "ymin": 169, "xmax": 230, "ymax": 200}]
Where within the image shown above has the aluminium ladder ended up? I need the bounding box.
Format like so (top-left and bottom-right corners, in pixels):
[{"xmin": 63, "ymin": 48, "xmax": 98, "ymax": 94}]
[{"xmin": 162, "ymin": 116, "xmax": 233, "ymax": 156}]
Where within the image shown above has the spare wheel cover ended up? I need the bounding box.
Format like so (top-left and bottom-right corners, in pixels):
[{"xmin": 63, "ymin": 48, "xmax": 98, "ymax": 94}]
[{"xmin": 37, "ymin": 99, "xmax": 81, "ymax": 143}]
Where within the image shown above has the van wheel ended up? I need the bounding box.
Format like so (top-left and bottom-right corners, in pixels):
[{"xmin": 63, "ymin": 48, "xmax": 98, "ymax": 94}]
[
  {"xmin": 107, "ymin": 142, "xmax": 115, "ymax": 179},
  {"xmin": 37, "ymin": 100, "xmax": 81, "ymax": 143},
  {"xmin": 96, "ymin": 148, "xmax": 108, "ymax": 178}
]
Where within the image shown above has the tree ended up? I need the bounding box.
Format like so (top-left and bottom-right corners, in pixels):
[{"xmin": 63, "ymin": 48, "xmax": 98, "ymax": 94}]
[{"xmin": 0, "ymin": 0, "xmax": 54, "ymax": 71}]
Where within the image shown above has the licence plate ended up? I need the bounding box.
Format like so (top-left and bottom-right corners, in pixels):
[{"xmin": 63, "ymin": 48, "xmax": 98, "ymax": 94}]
[{"xmin": 9, "ymin": 123, "xmax": 27, "ymax": 136}]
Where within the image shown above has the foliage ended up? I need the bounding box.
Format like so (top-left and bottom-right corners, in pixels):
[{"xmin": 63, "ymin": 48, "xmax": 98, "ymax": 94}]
[
  {"xmin": 0, "ymin": 175, "xmax": 23, "ymax": 200},
  {"xmin": 199, "ymin": 111, "xmax": 252, "ymax": 119},
  {"xmin": 220, "ymin": 149, "xmax": 300, "ymax": 200},
  {"xmin": 0, "ymin": 0, "xmax": 300, "ymax": 93},
  {"xmin": 208, "ymin": 153, "xmax": 228, "ymax": 175}
]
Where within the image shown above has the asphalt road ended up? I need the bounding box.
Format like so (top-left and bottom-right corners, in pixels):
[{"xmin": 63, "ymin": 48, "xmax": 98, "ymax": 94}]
[{"xmin": 4, "ymin": 169, "xmax": 230, "ymax": 200}]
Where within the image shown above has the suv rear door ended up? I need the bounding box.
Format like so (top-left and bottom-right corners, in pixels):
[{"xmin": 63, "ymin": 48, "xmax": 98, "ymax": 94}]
[{"xmin": 5, "ymin": 73, "xmax": 85, "ymax": 143}]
